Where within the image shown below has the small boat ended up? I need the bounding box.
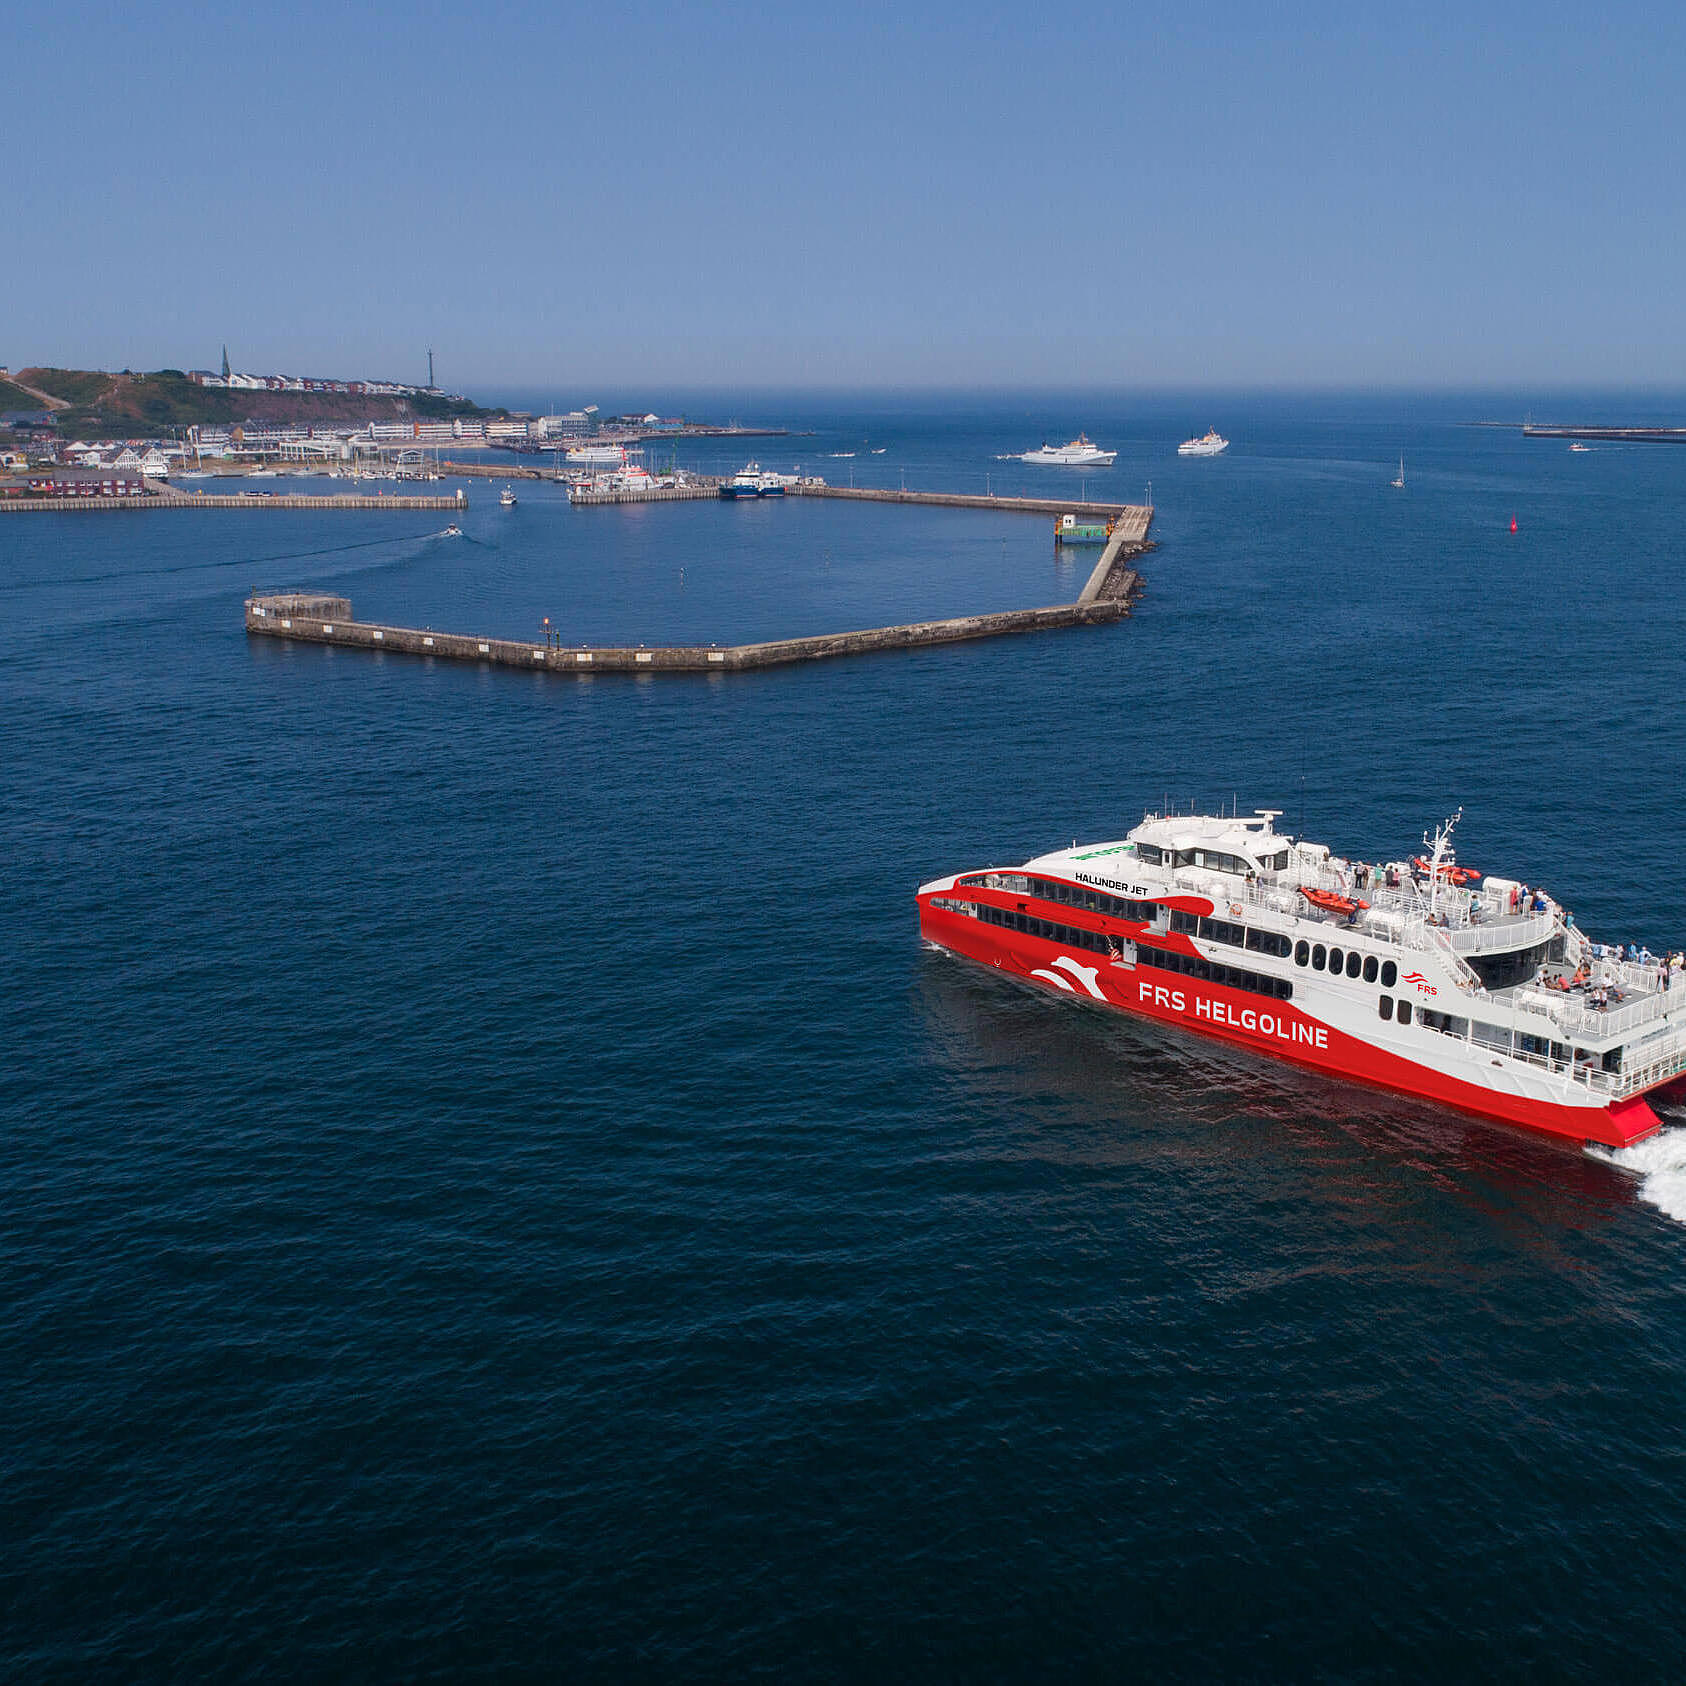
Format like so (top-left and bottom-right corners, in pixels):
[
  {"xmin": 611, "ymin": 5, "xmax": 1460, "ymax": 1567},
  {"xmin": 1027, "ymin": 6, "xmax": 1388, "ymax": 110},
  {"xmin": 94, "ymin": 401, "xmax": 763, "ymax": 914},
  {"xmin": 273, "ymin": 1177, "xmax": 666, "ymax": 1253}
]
[
  {"xmin": 1569, "ymin": 442, "xmax": 1592, "ymax": 452},
  {"xmin": 1020, "ymin": 434, "xmax": 1117, "ymax": 466},
  {"xmin": 1298, "ymin": 886, "xmax": 1370, "ymax": 919},
  {"xmin": 828, "ymin": 451, "xmax": 856, "ymax": 458},
  {"xmin": 871, "ymin": 447, "xmax": 887, "ymax": 454},
  {"xmin": 1177, "ymin": 429, "xmax": 1228, "ymax": 457},
  {"xmin": 1390, "ymin": 456, "xmax": 1405, "ymax": 489},
  {"xmin": 441, "ymin": 523, "xmax": 462, "ymax": 537},
  {"xmin": 499, "ymin": 486, "xmax": 517, "ymax": 507},
  {"xmin": 1411, "ymin": 855, "xmax": 1481, "ymax": 886}
]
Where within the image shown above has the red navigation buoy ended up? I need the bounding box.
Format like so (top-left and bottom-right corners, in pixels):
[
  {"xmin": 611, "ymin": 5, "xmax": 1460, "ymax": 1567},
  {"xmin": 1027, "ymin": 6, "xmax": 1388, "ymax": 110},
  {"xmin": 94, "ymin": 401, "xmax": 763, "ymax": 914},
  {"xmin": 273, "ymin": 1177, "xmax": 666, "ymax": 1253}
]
[{"xmin": 1510, "ymin": 514, "xmax": 1518, "ymax": 533}]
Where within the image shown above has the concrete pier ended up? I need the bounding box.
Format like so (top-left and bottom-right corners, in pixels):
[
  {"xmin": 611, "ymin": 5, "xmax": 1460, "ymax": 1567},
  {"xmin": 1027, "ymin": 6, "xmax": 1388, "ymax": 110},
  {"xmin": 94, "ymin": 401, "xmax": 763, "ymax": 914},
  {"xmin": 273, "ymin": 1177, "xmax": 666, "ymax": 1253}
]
[
  {"xmin": 440, "ymin": 460, "xmax": 545, "ymax": 479},
  {"xmin": 246, "ymin": 545, "xmax": 1149, "ymax": 676},
  {"xmin": 790, "ymin": 486, "xmax": 1151, "ymax": 529}
]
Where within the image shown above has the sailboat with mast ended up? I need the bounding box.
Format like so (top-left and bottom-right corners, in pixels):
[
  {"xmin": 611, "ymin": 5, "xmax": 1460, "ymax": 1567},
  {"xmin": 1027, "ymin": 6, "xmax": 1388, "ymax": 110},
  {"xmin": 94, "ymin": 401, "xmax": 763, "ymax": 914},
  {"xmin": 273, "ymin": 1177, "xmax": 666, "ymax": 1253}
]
[{"xmin": 1390, "ymin": 456, "xmax": 1405, "ymax": 489}]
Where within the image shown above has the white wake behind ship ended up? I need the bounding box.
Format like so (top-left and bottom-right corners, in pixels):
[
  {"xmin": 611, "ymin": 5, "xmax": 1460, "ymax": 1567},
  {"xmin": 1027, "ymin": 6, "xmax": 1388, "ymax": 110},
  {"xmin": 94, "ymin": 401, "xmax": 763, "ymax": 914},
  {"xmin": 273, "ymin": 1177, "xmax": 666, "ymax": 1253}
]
[
  {"xmin": 1018, "ymin": 434, "xmax": 1117, "ymax": 466},
  {"xmin": 1178, "ymin": 428, "xmax": 1229, "ymax": 457}
]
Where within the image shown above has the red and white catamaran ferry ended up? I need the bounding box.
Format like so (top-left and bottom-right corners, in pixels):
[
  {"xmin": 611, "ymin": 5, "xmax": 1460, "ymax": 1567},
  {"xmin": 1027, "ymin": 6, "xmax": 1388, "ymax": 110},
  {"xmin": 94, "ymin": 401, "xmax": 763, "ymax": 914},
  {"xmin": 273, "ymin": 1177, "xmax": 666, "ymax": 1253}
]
[{"xmin": 918, "ymin": 807, "xmax": 1686, "ymax": 1148}]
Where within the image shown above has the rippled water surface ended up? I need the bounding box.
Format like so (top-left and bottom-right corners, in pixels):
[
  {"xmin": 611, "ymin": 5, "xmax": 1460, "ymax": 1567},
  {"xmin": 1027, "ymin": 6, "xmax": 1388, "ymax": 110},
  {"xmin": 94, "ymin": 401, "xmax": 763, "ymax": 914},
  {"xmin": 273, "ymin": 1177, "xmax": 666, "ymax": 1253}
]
[{"xmin": 6, "ymin": 393, "xmax": 1686, "ymax": 1680}]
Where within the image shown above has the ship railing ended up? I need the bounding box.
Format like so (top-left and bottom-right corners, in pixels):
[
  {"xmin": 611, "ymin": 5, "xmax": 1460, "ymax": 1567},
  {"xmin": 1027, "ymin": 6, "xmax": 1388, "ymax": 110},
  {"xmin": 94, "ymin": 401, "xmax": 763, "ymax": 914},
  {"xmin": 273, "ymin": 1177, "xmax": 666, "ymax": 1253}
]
[
  {"xmin": 1512, "ymin": 978, "xmax": 1676, "ymax": 1040},
  {"xmin": 1425, "ymin": 924, "xmax": 1484, "ymax": 992},
  {"xmin": 1603, "ymin": 957, "xmax": 1686, "ymax": 999},
  {"xmin": 1420, "ymin": 1012, "xmax": 1617, "ymax": 1091},
  {"xmin": 1443, "ymin": 911, "xmax": 1558, "ymax": 955},
  {"xmin": 1181, "ymin": 872, "xmax": 1550, "ymax": 968},
  {"xmin": 1616, "ymin": 1039, "xmax": 1686, "ymax": 1099}
]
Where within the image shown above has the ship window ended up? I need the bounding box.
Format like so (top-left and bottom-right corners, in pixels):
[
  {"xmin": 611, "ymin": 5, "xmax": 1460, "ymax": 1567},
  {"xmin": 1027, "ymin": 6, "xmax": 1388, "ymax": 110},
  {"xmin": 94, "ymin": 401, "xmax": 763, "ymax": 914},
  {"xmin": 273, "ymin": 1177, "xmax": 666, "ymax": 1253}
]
[
  {"xmin": 1137, "ymin": 944, "xmax": 1291, "ymax": 1002},
  {"xmin": 1472, "ymin": 1022, "xmax": 1511, "ymax": 1054},
  {"xmin": 1312, "ymin": 944, "xmax": 1326, "ymax": 971},
  {"xmin": 1379, "ymin": 995, "xmax": 1394, "ymax": 1021},
  {"xmin": 1199, "ymin": 917, "xmax": 1246, "ymax": 947},
  {"xmin": 1397, "ymin": 999, "xmax": 1412, "ymax": 1025},
  {"xmin": 1196, "ymin": 850, "xmax": 1248, "ymax": 876},
  {"xmin": 1328, "ymin": 947, "xmax": 1343, "ymax": 974},
  {"xmin": 1363, "ymin": 955, "xmax": 1378, "ymax": 983},
  {"xmin": 1247, "ymin": 929, "xmax": 1292, "ymax": 958},
  {"xmin": 1381, "ymin": 960, "xmax": 1397, "ymax": 989},
  {"xmin": 1345, "ymin": 951, "xmax": 1362, "ymax": 979},
  {"xmin": 1295, "ymin": 940, "xmax": 1310, "ymax": 967},
  {"xmin": 1170, "ymin": 911, "xmax": 1198, "ymax": 935},
  {"xmin": 1136, "ymin": 844, "xmax": 1163, "ymax": 865},
  {"xmin": 970, "ymin": 901, "xmax": 1114, "ymax": 955}
]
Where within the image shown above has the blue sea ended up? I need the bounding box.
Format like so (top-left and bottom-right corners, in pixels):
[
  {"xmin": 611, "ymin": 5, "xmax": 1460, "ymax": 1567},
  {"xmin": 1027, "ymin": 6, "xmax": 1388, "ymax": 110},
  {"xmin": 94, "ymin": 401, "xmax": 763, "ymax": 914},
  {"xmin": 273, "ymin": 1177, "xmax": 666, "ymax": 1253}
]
[{"xmin": 7, "ymin": 392, "xmax": 1686, "ymax": 1680}]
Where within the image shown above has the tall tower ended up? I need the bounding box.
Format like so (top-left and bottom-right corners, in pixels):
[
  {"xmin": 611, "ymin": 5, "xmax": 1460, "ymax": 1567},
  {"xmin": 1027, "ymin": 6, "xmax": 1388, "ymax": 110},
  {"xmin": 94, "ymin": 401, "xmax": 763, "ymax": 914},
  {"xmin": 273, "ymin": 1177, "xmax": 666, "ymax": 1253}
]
[
  {"xmin": 221, "ymin": 344, "xmax": 230, "ymax": 379},
  {"xmin": 428, "ymin": 349, "xmax": 435, "ymax": 390}
]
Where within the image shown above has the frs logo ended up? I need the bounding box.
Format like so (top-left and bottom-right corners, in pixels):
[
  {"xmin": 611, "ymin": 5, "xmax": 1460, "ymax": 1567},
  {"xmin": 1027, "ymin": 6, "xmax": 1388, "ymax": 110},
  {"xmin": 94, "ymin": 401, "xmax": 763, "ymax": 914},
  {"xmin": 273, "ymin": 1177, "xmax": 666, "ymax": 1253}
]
[
  {"xmin": 1402, "ymin": 971, "xmax": 1439, "ymax": 996},
  {"xmin": 1031, "ymin": 956, "xmax": 1108, "ymax": 1000}
]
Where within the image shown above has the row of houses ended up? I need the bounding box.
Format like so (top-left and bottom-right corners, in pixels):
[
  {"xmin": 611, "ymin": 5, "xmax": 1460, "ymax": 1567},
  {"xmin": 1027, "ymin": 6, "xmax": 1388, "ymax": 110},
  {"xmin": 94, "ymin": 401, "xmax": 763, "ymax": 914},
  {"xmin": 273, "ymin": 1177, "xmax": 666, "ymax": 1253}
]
[{"xmin": 187, "ymin": 371, "xmax": 436, "ymax": 397}]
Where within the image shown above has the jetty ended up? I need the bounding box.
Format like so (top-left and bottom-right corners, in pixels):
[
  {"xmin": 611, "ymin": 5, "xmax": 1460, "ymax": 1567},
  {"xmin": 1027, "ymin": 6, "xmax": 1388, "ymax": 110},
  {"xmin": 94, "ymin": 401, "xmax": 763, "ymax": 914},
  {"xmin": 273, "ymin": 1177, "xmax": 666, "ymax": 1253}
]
[
  {"xmin": 790, "ymin": 486, "xmax": 1149, "ymax": 528},
  {"xmin": 440, "ymin": 460, "xmax": 544, "ymax": 479},
  {"xmin": 1522, "ymin": 424, "xmax": 1686, "ymax": 444},
  {"xmin": 245, "ymin": 514, "xmax": 1152, "ymax": 676}
]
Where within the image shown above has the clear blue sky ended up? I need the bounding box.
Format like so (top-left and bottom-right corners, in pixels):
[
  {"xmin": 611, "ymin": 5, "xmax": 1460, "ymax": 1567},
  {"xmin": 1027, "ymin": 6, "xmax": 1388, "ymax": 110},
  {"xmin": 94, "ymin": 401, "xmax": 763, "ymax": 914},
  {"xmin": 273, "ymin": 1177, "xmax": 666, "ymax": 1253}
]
[{"xmin": 13, "ymin": 1, "xmax": 1686, "ymax": 391}]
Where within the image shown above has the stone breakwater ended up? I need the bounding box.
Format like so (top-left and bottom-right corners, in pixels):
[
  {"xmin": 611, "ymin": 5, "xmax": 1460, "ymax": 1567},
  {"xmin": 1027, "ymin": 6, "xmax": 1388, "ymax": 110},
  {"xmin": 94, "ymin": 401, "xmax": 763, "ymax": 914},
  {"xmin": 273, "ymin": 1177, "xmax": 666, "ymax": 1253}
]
[{"xmin": 245, "ymin": 543, "xmax": 1149, "ymax": 676}]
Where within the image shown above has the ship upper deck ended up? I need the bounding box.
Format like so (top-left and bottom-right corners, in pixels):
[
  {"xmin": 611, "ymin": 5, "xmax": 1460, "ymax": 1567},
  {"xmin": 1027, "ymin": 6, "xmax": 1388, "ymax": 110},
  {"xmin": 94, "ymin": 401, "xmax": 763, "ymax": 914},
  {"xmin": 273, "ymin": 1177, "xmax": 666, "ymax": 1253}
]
[{"xmin": 1026, "ymin": 808, "xmax": 1686, "ymax": 1051}]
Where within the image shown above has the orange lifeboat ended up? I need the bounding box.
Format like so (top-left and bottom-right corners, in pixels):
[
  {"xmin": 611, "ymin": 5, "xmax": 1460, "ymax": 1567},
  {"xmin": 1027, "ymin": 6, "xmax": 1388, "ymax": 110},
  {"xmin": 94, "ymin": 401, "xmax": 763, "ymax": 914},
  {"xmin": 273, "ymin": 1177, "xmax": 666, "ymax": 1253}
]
[
  {"xmin": 1412, "ymin": 856, "xmax": 1481, "ymax": 886},
  {"xmin": 1299, "ymin": 886, "xmax": 1369, "ymax": 918}
]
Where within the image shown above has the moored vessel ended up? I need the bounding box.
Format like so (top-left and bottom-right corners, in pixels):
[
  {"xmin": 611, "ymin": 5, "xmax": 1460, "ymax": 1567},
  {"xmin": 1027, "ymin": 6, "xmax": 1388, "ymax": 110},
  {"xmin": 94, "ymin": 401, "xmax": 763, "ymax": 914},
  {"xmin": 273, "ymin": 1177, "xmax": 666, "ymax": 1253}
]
[
  {"xmin": 720, "ymin": 462, "xmax": 792, "ymax": 498},
  {"xmin": 917, "ymin": 807, "xmax": 1684, "ymax": 1147},
  {"xmin": 566, "ymin": 443, "xmax": 639, "ymax": 466},
  {"xmin": 1020, "ymin": 434, "xmax": 1118, "ymax": 466},
  {"xmin": 1178, "ymin": 428, "xmax": 1229, "ymax": 456}
]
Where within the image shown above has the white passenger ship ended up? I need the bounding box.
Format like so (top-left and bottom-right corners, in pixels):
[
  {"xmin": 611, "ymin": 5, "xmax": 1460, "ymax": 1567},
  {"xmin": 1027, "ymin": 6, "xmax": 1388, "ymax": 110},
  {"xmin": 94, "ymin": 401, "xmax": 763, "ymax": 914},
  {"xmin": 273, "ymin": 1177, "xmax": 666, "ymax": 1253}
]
[
  {"xmin": 918, "ymin": 808, "xmax": 1685, "ymax": 1148},
  {"xmin": 1178, "ymin": 428, "xmax": 1229, "ymax": 456},
  {"xmin": 1019, "ymin": 435, "xmax": 1118, "ymax": 466}
]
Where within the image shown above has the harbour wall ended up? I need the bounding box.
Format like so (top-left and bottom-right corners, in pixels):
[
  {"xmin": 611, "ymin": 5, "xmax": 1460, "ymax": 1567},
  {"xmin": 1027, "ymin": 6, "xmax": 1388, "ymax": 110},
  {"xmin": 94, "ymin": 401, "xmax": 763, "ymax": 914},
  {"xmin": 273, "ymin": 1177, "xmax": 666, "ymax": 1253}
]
[
  {"xmin": 788, "ymin": 486, "xmax": 1150, "ymax": 529},
  {"xmin": 1, "ymin": 490, "xmax": 466, "ymax": 512},
  {"xmin": 245, "ymin": 548, "xmax": 1148, "ymax": 676}
]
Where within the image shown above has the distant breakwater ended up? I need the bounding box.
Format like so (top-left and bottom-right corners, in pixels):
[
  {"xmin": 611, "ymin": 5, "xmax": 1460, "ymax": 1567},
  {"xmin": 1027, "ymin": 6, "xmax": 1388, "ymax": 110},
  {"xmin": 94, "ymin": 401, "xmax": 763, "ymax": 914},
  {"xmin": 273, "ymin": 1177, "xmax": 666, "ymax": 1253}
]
[
  {"xmin": 245, "ymin": 507, "xmax": 1152, "ymax": 675},
  {"xmin": 2, "ymin": 489, "xmax": 466, "ymax": 513}
]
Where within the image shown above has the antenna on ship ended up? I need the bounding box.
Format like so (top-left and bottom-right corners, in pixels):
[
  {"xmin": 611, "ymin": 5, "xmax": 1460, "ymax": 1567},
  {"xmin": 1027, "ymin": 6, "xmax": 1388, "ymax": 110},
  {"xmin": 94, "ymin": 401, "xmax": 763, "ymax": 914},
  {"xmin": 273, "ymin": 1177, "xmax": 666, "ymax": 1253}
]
[{"xmin": 1422, "ymin": 808, "xmax": 1462, "ymax": 922}]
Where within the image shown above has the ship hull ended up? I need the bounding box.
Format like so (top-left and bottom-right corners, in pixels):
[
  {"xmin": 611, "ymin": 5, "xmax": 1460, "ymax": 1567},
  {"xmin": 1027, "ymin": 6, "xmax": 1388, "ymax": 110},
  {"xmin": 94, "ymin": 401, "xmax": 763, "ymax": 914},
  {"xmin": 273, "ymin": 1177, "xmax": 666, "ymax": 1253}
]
[{"xmin": 919, "ymin": 902, "xmax": 1662, "ymax": 1149}]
